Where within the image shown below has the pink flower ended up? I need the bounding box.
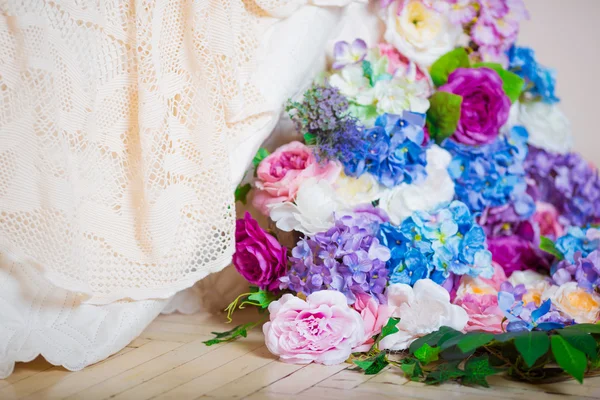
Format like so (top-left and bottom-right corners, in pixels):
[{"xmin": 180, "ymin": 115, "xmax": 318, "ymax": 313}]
[
  {"xmin": 477, "ymin": 261, "xmax": 507, "ymax": 292},
  {"xmin": 263, "ymin": 291, "xmax": 365, "ymax": 365},
  {"xmin": 378, "ymin": 43, "xmax": 428, "ymax": 81},
  {"xmin": 454, "ymin": 294, "xmax": 504, "ymax": 333},
  {"xmin": 252, "ymin": 142, "xmax": 341, "ymax": 215},
  {"xmin": 353, "ymin": 293, "xmax": 394, "ymax": 352},
  {"xmin": 533, "ymin": 201, "xmax": 564, "ymax": 240}
]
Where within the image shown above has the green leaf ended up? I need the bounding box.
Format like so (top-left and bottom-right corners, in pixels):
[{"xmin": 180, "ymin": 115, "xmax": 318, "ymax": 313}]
[
  {"xmin": 457, "ymin": 332, "xmax": 495, "ymax": 353},
  {"xmin": 362, "ymin": 60, "xmax": 374, "ymax": 86},
  {"xmin": 439, "ymin": 331, "xmax": 466, "ymax": 351},
  {"xmin": 378, "ymin": 317, "xmax": 400, "ymax": 342},
  {"xmin": 245, "ymin": 290, "xmax": 276, "ymax": 309},
  {"xmin": 473, "ymin": 62, "xmax": 525, "ymax": 103},
  {"xmin": 349, "ymin": 103, "xmax": 378, "ymax": 122},
  {"xmin": 430, "ymin": 48, "xmax": 470, "ymax": 87},
  {"xmin": 252, "ymin": 148, "xmax": 270, "ymax": 168},
  {"xmin": 558, "ymin": 330, "xmax": 598, "ymax": 360},
  {"xmin": 426, "ymin": 361, "xmax": 465, "ymax": 385},
  {"xmin": 234, "ymin": 183, "xmax": 252, "ymax": 204},
  {"xmin": 564, "ymin": 323, "xmax": 600, "ymax": 334},
  {"xmin": 426, "ymin": 91, "xmax": 463, "ymax": 144},
  {"xmin": 354, "ymin": 352, "xmax": 388, "ymax": 375},
  {"xmin": 494, "ymin": 331, "xmax": 524, "ymax": 343},
  {"xmin": 303, "ymin": 133, "xmax": 317, "ymax": 146},
  {"xmin": 409, "ymin": 326, "xmax": 460, "ymax": 354},
  {"xmin": 514, "ymin": 331, "xmax": 550, "ymax": 368},
  {"xmin": 462, "ymin": 355, "xmax": 499, "ymax": 387},
  {"xmin": 203, "ymin": 322, "xmax": 257, "ymax": 346},
  {"xmin": 551, "ymin": 334, "xmax": 587, "ymax": 383},
  {"xmin": 539, "ymin": 236, "xmax": 564, "ymax": 261},
  {"xmin": 414, "ymin": 343, "xmax": 441, "ymax": 365}
]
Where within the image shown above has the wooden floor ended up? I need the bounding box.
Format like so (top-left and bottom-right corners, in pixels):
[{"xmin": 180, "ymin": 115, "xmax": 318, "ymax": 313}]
[{"xmin": 1, "ymin": 310, "xmax": 599, "ymax": 400}]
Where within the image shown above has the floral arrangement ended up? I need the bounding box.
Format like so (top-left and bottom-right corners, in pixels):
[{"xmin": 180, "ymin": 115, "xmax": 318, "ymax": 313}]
[{"xmin": 205, "ymin": 0, "xmax": 600, "ymax": 388}]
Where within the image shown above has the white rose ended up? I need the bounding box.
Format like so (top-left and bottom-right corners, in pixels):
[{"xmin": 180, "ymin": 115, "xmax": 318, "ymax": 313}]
[
  {"xmin": 380, "ymin": 279, "xmax": 468, "ymax": 351},
  {"xmin": 269, "ymin": 179, "xmax": 339, "ymax": 235},
  {"xmin": 379, "ymin": 145, "xmax": 455, "ymax": 225},
  {"xmin": 333, "ymin": 172, "xmax": 383, "ymax": 207},
  {"xmin": 383, "ymin": 0, "xmax": 461, "ymax": 67},
  {"xmin": 511, "ymin": 101, "xmax": 573, "ymax": 154},
  {"xmin": 508, "ymin": 270, "xmax": 551, "ymax": 306},
  {"xmin": 542, "ymin": 282, "xmax": 600, "ymax": 324}
]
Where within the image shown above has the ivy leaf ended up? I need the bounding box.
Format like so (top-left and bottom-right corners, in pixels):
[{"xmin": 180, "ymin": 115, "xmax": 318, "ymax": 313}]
[
  {"xmin": 409, "ymin": 326, "xmax": 460, "ymax": 354},
  {"xmin": 245, "ymin": 290, "xmax": 276, "ymax": 309},
  {"xmin": 558, "ymin": 329, "xmax": 598, "ymax": 360},
  {"xmin": 551, "ymin": 335, "xmax": 587, "ymax": 383},
  {"xmin": 400, "ymin": 359, "xmax": 422, "ymax": 378},
  {"xmin": 234, "ymin": 183, "xmax": 252, "ymax": 204},
  {"xmin": 472, "ymin": 62, "xmax": 525, "ymax": 103},
  {"xmin": 426, "ymin": 361, "xmax": 465, "ymax": 385},
  {"xmin": 252, "ymin": 148, "xmax": 270, "ymax": 168},
  {"xmin": 203, "ymin": 322, "xmax": 257, "ymax": 346},
  {"xmin": 378, "ymin": 317, "xmax": 400, "ymax": 343},
  {"xmin": 514, "ymin": 331, "xmax": 550, "ymax": 368},
  {"xmin": 457, "ymin": 332, "xmax": 495, "ymax": 353},
  {"xmin": 462, "ymin": 355, "xmax": 499, "ymax": 388},
  {"xmin": 430, "ymin": 48, "xmax": 470, "ymax": 87},
  {"xmin": 354, "ymin": 352, "xmax": 388, "ymax": 375},
  {"xmin": 539, "ymin": 236, "xmax": 564, "ymax": 261},
  {"xmin": 414, "ymin": 343, "xmax": 441, "ymax": 365},
  {"xmin": 303, "ymin": 133, "xmax": 317, "ymax": 146},
  {"xmin": 426, "ymin": 91, "xmax": 463, "ymax": 144}
]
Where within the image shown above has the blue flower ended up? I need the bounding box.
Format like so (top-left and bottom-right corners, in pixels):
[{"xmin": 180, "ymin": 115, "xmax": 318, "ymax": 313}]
[
  {"xmin": 508, "ymin": 46, "xmax": 559, "ymax": 104},
  {"xmin": 498, "ymin": 290, "xmax": 567, "ymax": 332},
  {"xmin": 555, "ymin": 226, "xmax": 600, "ymax": 263}
]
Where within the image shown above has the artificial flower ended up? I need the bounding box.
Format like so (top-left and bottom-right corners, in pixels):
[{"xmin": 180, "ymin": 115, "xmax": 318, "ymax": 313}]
[
  {"xmin": 378, "ymin": 43, "xmax": 429, "ymax": 80},
  {"xmin": 383, "ymin": 0, "xmax": 462, "ymax": 67},
  {"xmin": 508, "ymin": 270, "xmax": 552, "ymax": 306},
  {"xmin": 454, "ymin": 262, "xmax": 506, "ymax": 300},
  {"xmin": 542, "ymin": 282, "xmax": 600, "ymax": 324},
  {"xmin": 454, "ymin": 294, "xmax": 504, "ymax": 333},
  {"xmin": 532, "ymin": 201, "xmax": 564, "ymax": 240},
  {"xmin": 353, "ymin": 292, "xmax": 394, "ymax": 352},
  {"xmin": 233, "ymin": 212, "xmax": 287, "ymax": 292},
  {"xmin": 552, "ymin": 251, "xmax": 600, "ymax": 294},
  {"xmin": 428, "ymin": 0, "xmax": 477, "ymax": 25},
  {"xmin": 263, "ymin": 291, "xmax": 365, "ymax": 365},
  {"xmin": 379, "ymin": 279, "xmax": 468, "ymax": 350},
  {"xmin": 508, "ymin": 45, "xmax": 558, "ymax": 103},
  {"xmin": 355, "ymin": 78, "xmax": 430, "ymax": 117},
  {"xmin": 329, "ymin": 64, "xmax": 371, "ymax": 99},
  {"xmin": 378, "ymin": 144, "xmax": 455, "ymax": 225},
  {"xmin": 252, "ymin": 141, "xmax": 341, "ymax": 215},
  {"xmin": 333, "ymin": 39, "xmax": 368, "ymax": 69},
  {"xmin": 510, "ymin": 101, "xmax": 572, "ymax": 154},
  {"xmin": 555, "ymin": 226, "xmax": 600, "ymax": 264},
  {"xmin": 439, "ymin": 67, "xmax": 511, "ymax": 145},
  {"xmin": 334, "ymin": 172, "xmax": 384, "ymax": 207}
]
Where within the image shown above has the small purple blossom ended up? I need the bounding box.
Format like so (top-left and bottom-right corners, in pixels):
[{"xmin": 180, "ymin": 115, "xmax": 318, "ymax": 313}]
[
  {"xmin": 332, "ymin": 39, "xmax": 367, "ymax": 70},
  {"xmin": 552, "ymin": 250, "xmax": 600, "ymax": 294}
]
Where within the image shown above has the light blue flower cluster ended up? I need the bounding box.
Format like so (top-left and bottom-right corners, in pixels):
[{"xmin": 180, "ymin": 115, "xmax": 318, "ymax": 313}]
[
  {"xmin": 508, "ymin": 46, "xmax": 559, "ymax": 104},
  {"xmin": 555, "ymin": 226, "xmax": 600, "ymax": 263},
  {"xmin": 444, "ymin": 127, "xmax": 535, "ymax": 219},
  {"xmin": 344, "ymin": 112, "xmax": 429, "ymax": 188},
  {"xmin": 378, "ymin": 201, "xmax": 493, "ymax": 286}
]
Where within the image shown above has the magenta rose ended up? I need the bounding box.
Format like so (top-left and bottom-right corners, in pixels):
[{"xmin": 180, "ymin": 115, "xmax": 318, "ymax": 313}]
[
  {"xmin": 263, "ymin": 291, "xmax": 365, "ymax": 365},
  {"xmin": 439, "ymin": 67, "xmax": 510, "ymax": 145},
  {"xmin": 252, "ymin": 141, "xmax": 341, "ymax": 215},
  {"xmin": 233, "ymin": 212, "xmax": 287, "ymax": 291}
]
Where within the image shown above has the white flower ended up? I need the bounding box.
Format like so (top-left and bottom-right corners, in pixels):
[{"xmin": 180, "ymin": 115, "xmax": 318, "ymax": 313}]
[
  {"xmin": 329, "ymin": 64, "xmax": 371, "ymax": 98},
  {"xmin": 379, "ymin": 279, "xmax": 468, "ymax": 351},
  {"xmin": 542, "ymin": 282, "xmax": 600, "ymax": 324},
  {"xmin": 383, "ymin": 0, "xmax": 462, "ymax": 67},
  {"xmin": 269, "ymin": 179, "xmax": 339, "ymax": 235},
  {"xmin": 509, "ymin": 101, "xmax": 573, "ymax": 154},
  {"xmin": 333, "ymin": 172, "xmax": 383, "ymax": 207},
  {"xmin": 508, "ymin": 270, "xmax": 551, "ymax": 306},
  {"xmin": 379, "ymin": 145, "xmax": 454, "ymax": 225}
]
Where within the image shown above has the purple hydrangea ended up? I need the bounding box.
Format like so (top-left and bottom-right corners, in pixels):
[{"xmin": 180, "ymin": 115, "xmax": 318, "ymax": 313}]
[
  {"xmin": 525, "ymin": 146, "xmax": 600, "ymax": 227},
  {"xmin": 280, "ymin": 213, "xmax": 391, "ymax": 304},
  {"xmin": 552, "ymin": 251, "xmax": 600, "ymax": 294}
]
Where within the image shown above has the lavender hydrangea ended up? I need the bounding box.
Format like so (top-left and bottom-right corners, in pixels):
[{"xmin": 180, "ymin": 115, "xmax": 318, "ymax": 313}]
[
  {"xmin": 444, "ymin": 126, "xmax": 535, "ymax": 220},
  {"xmin": 552, "ymin": 251, "xmax": 600, "ymax": 294},
  {"xmin": 345, "ymin": 112, "xmax": 429, "ymax": 188},
  {"xmin": 525, "ymin": 146, "xmax": 600, "ymax": 227},
  {"xmin": 280, "ymin": 212, "xmax": 391, "ymax": 304},
  {"xmin": 378, "ymin": 200, "xmax": 493, "ymax": 286}
]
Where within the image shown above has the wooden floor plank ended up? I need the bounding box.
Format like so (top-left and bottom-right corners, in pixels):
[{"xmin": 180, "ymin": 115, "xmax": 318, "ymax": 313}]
[
  {"xmin": 315, "ymin": 367, "xmax": 385, "ymax": 390},
  {"xmin": 0, "ymin": 357, "xmax": 54, "ymax": 389},
  {"xmin": 261, "ymin": 363, "xmax": 348, "ymax": 395}
]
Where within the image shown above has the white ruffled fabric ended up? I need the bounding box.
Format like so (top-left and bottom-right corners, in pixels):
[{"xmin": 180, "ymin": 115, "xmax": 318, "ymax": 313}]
[{"xmin": 0, "ymin": 0, "xmax": 372, "ymax": 378}]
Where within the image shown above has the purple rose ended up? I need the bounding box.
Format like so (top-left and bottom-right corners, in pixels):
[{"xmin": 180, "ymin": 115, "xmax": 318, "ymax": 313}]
[
  {"xmin": 233, "ymin": 212, "xmax": 287, "ymax": 291},
  {"xmin": 440, "ymin": 67, "xmax": 510, "ymax": 145}
]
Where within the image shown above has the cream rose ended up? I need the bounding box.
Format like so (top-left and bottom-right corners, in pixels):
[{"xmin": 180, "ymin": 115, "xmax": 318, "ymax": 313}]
[
  {"xmin": 510, "ymin": 101, "xmax": 573, "ymax": 154},
  {"xmin": 383, "ymin": 0, "xmax": 462, "ymax": 67},
  {"xmin": 509, "ymin": 270, "xmax": 551, "ymax": 306},
  {"xmin": 379, "ymin": 145, "xmax": 454, "ymax": 225},
  {"xmin": 542, "ymin": 282, "xmax": 600, "ymax": 324}
]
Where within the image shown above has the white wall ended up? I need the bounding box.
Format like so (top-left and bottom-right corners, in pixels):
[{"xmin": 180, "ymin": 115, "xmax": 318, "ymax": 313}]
[{"xmin": 519, "ymin": 0, "xmax": 600, "ymax": 165}]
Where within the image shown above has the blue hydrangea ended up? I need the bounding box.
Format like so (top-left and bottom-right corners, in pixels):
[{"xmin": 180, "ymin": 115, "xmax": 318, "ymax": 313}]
[
  {"xmin": 378, "ymin": 201, "xmax": 493, "ymax": 285},
  {"xmin": 555, "ymin": 226, "xmax": 600, "ymax": 263},
  {"xmin": 344, "ymin": 112, "xmax": 429, "ymax": 188},
  {"xmin": 508, "ymin": 46, "xmax": 559, "ymax": 104},
  {"xmin": 444, "ymin": 126, "xmax": 535, "ymax": 220}
]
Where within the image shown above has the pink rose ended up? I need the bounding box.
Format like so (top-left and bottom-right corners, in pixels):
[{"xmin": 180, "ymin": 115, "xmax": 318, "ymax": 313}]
[
  {"xmin": 378, "ymin": 43, "xmax": 429, "ymax": 81},
  {"xmin": 263, "ymin": 291, "xmax": 364, "ymax": 365},
  {"xmin": 252, "ymin": 142, "xmax": 341, "ymax": 215},
  {"xmin": 533, "ymin": 201, "xmax": 564, "ymax": 240},
  {"xmin": 353, "ymin": 293, "xmax": 394, "ymax": 352},
  {"xmin": 454, "ymin": 294, "xmax": 504, "ymax": 333},
  {"xmin": 476, "ymin": 261, "xmax": 507, "ymax": 292}
]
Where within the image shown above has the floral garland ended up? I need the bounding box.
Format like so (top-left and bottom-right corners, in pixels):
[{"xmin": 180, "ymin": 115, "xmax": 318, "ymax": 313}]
[{"xmin": 207, "ymin": 0, "xmax": 600, "ymax": 387}]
